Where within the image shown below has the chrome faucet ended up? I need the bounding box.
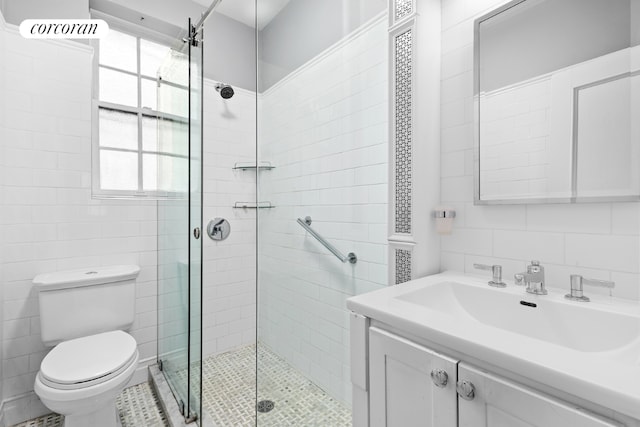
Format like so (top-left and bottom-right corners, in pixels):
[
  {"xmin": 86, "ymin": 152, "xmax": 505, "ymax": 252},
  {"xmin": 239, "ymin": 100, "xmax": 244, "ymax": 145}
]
[
  {"xmin": 473, "ymin": 263, "xmax": 506, "ymax": 288},
  {"xmin": 514, "ymin": 260, "xmax": 547, "ymax": 295},
  {"xmin": 565, "ymin": 275, "xmax": 615, "ymax": 302}
]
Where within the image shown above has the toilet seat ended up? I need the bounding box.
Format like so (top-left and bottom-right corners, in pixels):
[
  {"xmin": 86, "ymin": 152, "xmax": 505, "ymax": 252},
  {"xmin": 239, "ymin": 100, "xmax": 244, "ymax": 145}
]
[{"xmin": 39, "ymin": 330, "xmax": 137, "ymax": 391}]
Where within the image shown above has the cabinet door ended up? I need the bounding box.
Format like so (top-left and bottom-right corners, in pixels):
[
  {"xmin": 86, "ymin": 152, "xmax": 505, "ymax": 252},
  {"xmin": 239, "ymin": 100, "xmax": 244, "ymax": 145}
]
[
  {"xmin": 369, "ymin": 327, "xmax": 458, "ymax": 427},
  {"xmin": 458, "ymin": 363, "xmax": 623, "ymax": 427}
]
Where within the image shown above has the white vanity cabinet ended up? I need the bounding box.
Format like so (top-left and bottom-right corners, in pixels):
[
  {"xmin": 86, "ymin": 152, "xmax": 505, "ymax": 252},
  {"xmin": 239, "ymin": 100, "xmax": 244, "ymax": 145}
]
[
  {"xmin": 360, "ymin": 325, "xmax": 622, "ymax": 427},
  {"xmin": 458, "ymin": 363, "xmax": 622, "ymax": 427},
  {"xmin": 368, "ymin": 327, "xmax": 458, "ymax": 427}
]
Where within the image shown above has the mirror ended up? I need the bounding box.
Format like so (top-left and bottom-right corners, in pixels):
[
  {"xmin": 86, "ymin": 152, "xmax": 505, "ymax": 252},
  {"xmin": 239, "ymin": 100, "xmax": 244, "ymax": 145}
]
[{"xmin": 474, "ymin": 0, "xmax": 640, "ymax": 204}]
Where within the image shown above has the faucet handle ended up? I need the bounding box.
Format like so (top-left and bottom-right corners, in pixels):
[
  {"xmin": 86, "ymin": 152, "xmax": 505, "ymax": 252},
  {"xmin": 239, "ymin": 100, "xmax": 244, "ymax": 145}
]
[
  {"xmin": 528, "ymin": 260, "xmax": 543, "ymax": 273},
  {"xmin": 473, "ymin": 264, "xmax": 506, "ymax": 288},
  {"xmin": 514, "ymin": 273, "xmax": 525, "ymax": 286},
  {"xmin": 565, "ymin": 274, "xmax": 615, "ymax": 302}
]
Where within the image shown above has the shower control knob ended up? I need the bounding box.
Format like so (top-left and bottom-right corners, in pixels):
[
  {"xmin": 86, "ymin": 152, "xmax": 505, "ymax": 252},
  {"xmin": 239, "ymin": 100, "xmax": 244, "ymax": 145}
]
[
  {"xmin": 207, "ymin": 218, "xmax": 231, "ymax": 241},
  {"xmin": 456, "ymin": 380, "xmax": 476, "ymax": 401},
  {"xmin": 430, "ymin": 369, "xmax": 448, "ymax": 388}
]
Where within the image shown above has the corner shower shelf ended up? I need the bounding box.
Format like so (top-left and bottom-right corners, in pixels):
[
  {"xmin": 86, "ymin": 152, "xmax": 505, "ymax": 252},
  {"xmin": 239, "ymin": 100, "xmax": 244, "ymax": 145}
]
[
  {"xmin": 233, "ymin": 201, "xmax": 275, "ymax": 209},
  {"xmin": 233, "ymin": 161, "xmax": 275, "ymax": 171}
]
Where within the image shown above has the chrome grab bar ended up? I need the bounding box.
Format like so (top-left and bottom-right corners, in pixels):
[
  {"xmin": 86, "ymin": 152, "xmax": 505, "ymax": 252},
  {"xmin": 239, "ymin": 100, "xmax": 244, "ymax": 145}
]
[{"xmin": 297, "ymin": 216, "xmax": 357, "ymax": 264}]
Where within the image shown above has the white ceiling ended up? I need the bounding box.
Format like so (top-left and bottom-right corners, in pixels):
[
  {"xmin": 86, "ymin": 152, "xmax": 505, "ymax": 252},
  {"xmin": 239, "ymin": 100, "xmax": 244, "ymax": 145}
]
[{"xmin": 192, "ymin": 0, "xmax": 291, "ymax": 30}]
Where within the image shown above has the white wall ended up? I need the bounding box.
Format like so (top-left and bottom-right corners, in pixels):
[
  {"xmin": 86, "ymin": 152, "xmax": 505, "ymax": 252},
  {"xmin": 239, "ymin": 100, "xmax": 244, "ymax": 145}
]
[
  {"xmin": 203, "ymin": 12, "xmax": 256, "ymax": 92},
  {"xmin": 259, "ymin": 0, "xmax": 386, "ymax": 90},
  {"xmin": 1, "ymin": 0, "xmax": 89, "ymax": 24},
  {"xmin": 258, "ymin": 13, "xmax": 388, "ymax": 405},
  {"xmin": 0, "ymin": 10, "xmax": 6, "ymax": 426},
  {"xmin": 202, "ymin": 81, "xmax": 256, "ymax": 358},
  {"xmin": 440, "ymin": 0, "xmax": 640, "ymax": 300},
  {"xmin": 0, "ymin": 17, "xmax": 158, "ymax": 425}
]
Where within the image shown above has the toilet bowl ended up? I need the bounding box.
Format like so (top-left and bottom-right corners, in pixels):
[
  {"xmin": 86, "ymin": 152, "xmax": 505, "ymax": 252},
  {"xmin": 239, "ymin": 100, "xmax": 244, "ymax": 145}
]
[
  {"xmin": 32, "ymin": 266, "xmax": 140, "ymax": 427},
  {"xmin": 34, "ymin": 331, "xmax": 139, "ymax": 427}
]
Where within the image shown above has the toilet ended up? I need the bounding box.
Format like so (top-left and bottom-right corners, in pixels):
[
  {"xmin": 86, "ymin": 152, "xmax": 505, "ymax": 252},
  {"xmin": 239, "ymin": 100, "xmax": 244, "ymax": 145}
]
[{"xmin": 32, "ymin": 265, "xmax": 141, "ymax": 427}]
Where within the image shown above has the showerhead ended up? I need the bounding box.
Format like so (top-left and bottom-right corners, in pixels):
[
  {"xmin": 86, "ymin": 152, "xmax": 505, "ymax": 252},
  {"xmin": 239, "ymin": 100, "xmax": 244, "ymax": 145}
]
[{"xmin": 215, "ymin": 83, "xmax": 234, "ymax": 99}]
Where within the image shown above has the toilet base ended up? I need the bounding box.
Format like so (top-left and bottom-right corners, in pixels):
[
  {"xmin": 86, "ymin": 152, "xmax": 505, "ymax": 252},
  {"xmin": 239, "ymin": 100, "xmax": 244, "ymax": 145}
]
[{"xmin": 62, "ymin": 399, "xmax": 121, "ymax": 427}]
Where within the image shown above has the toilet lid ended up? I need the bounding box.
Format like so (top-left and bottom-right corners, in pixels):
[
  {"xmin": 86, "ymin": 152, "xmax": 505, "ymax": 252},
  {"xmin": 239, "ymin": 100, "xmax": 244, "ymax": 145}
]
[{"xmin": 40, "ymin": 330, "xmax": 137, "ymax": 389}]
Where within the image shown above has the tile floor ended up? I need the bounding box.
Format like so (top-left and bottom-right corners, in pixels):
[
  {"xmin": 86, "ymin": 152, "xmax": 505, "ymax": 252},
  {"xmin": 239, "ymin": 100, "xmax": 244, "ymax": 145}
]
[
  {"xmin": 201, "ymin": 344, "xmax": 351, "ymax": 426},
  {"xmin": 12, "ymin": 344, "xmax": 351, "ymax": 427},
  {"xmin": 10, "ymin": 382, "xmax": 169, "ymax": 427}
]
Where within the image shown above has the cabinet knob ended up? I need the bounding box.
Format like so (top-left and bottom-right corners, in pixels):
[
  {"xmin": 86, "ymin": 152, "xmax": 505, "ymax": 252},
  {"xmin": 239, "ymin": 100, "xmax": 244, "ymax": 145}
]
[
  {"xmin": 430, "ymin": 369, "xmax": 448, "ymax": 388},
  {"xmin": 456, "ymin": 380, "xmax": 476, "ymax": 401}
]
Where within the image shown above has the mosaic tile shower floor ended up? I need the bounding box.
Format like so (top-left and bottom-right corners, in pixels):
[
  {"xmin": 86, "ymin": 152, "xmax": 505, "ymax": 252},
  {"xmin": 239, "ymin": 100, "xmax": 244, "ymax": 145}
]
[
  {"xmin": 200, "ymin": 344, "xmax": 351, "ymax": 427},
  {"xmin": 10, "ymin": 382, "xmax": 169, "ymax": 427},
  {"xmin": 12, "ymin": 344, "xmax": 351, "ymax": 427}
]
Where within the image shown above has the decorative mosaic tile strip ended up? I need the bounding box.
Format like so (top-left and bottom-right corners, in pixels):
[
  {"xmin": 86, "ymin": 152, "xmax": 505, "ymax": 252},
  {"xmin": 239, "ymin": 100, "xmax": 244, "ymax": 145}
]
[
  {"xmin": 395, "ymin": 249, "xmax": 412, "ymax": 284},
  {"xmin": 395, "ymin": 0, "xmax": 413, "ymax": 21},
  {"xmin": 394, "ymin": 29, "xmax": 413, "ymax": 235}
]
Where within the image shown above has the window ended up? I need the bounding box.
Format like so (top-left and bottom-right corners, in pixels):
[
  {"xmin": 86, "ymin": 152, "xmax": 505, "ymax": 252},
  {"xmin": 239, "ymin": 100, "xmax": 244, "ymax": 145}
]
[{"xmin": 93, "ymin": 24, "xmax": 189, "ymax": 198}]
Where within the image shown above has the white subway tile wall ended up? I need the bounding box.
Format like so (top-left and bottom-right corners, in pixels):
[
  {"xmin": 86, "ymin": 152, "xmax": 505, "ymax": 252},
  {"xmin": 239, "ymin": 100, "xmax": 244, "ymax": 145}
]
[
  {"xmin": 440, "ymin": 0, "xmax": 640, "ymax": 300},
  {"xmin": 202, "ymin": 82, "xmax": 257, "ymax": 358},
  {"xmin": 258, "ymin": 16, "xmax": 388, "ymax": 406},
  {"xmin": 0, "ymin": 23, "xmax": 158, "ymax": 419},
  {"xmin": 0, "ymin": 11, "xmax": 6, "ymax": 419}
]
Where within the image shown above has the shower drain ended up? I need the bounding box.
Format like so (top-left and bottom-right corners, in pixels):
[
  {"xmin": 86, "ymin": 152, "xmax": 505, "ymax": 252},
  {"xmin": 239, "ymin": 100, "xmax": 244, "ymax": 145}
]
[{"xmin": 257, "ymin": 400, "xmax": 275, "ymax": 413}]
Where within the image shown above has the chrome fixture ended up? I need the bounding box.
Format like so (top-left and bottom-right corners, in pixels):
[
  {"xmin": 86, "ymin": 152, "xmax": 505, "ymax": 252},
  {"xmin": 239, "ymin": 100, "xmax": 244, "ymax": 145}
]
[
  {"xmin": 193, "ymin": 0, "xmax": 222, "ymax": 33},
  {"xmin": 456, "ymin": 380, "xmax": 476, "ymax": 401},
  {"xmin": 297, "ymin": 216, "xmax": 357, "ymax": 264},
  {"xmin": 565, "ymin": 275, "xmax": 615, "ymax": 302},
  {"xmin": 433, "ymin": 209, "xmax": 456, "ymax": 218},
  {"xmin": 215, "ymin": 83, "xmax": 234, "ymax": 99},
  {"xmin": 207, "ymin": 218, "xmax": 230, "ymax": 241},
  {"xmin": 430, "ymin": 369, "xmax": 449, "ymax": 388},
  {"xmin": 233, "ymin": 161, "xmax": 275, "ymax": 171},
  {"xmin": 233, "ymin": 201, "xmax": 275, "ymax": 209},
  {"xmin": 473, "ymin": 263, "xmax": 506, "ymax": 288},
  {"xmin": 515, "ymin": 260, "xmax": 547, "ymax": 295}
]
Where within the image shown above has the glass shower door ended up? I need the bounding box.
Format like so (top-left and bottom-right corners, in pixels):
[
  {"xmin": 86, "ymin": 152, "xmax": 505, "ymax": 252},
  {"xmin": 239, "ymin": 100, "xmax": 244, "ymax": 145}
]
[
  {"xmin": 187, "ymin": 19, "xmax": 203, "ymax": 424},
  {"xmin": 156, "ymin": 44, "xmax": 190, "ymax": 417},
  {"xmin": 156, "ymin": 19, "xmax": 203, "ymax": 424}
]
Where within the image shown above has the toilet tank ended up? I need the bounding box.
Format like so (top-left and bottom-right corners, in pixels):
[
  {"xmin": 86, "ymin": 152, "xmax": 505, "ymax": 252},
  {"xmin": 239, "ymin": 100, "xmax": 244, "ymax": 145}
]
[{"xmin": 33, "ymin": 265, "xmax": 140, "ymax": 346}]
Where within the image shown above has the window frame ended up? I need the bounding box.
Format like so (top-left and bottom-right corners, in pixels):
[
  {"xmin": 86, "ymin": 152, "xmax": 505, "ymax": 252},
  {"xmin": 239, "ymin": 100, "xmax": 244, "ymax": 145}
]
[{"xmin": 90, "ymin": 12, "xmax": 189, "ymax": 199}]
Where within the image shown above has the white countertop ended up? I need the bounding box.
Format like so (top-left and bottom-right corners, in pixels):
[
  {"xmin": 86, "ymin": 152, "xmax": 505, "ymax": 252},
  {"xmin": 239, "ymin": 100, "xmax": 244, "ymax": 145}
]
[{"xmin": 347, "ymin": 271, "xmax": 640, "ymax": 420}]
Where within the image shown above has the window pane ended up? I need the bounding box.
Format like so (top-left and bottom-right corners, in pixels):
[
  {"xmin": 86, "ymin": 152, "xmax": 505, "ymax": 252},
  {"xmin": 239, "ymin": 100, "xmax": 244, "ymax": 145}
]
[
  {"xmin": 142, "ymin": 153, "xmax": 158, "ymax": 191},
  {"xmin": 141, "ymin": 39, "xmax": 171, "ymax": 78},
  {"xmin": 143, "ymin": 153, "xmax": 187, "ymax": 192},
  {"xmin": 157, "ymin": 82, "xmax": 188, "ymax": 117},
  {"xmin": 99, "ymin": 29, "xmax": 137, "ymax": 72},
  {"xmin": 99, "ymin": 108, "xmax": 138, "ymax": 150},
  {"xmin": 142, "ymin": 117, "xmax": 188, "ymax": 156},
  {"xmin": 141, "ymin": 78, "xmax": 157, "ymax": 110},
  {"xmin": 158, "ymin": 50, "xmax": 188, "ymax": 86},
  {"xmin": 99, "ymin": 67, "xmax": 138, "ymax": 107},
  {"xmin": 142, "ymin": 116, "xmax": 158, "ymax": 152},
  {"xmin": 100, "ymin": 149, "xmax": 138, "ymax": 191}
]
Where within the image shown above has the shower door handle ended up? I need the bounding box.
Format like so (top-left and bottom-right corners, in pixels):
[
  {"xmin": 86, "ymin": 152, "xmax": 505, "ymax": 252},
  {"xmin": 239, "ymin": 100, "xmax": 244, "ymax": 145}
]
[{"xmin": 193, "ymin": 227, "xmax": 201, "ymax": 239}]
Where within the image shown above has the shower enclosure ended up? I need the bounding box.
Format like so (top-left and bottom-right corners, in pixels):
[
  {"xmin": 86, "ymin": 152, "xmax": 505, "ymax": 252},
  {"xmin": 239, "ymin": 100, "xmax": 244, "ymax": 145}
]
[
  {"xmin": 156, "ymin": 17, "xmax": 203, "ymax": 424},
  {"xmin": 156, "ymin": 0, "xmax": 389, "ymax": 425}
]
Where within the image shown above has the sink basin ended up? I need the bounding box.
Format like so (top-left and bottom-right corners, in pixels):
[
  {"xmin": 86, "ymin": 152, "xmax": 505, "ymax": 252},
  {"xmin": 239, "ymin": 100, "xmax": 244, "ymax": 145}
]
[
  {"xmin": 346, "ymin": 272, "xmax": 640, "ymax": 420},
  {"xmin": 395, "ymin": 280, "xmax": 639, "ymax": 353}
]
